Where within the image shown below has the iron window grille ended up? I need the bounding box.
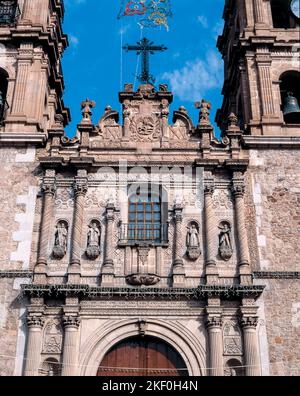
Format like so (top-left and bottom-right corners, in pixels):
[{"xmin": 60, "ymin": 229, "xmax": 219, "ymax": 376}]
[{"xmin": 0, "ymin": 1, "xmax": 20, "ymax": 25}]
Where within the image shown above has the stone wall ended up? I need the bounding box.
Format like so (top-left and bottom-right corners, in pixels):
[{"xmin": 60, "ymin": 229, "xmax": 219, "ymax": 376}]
[
  {"xmin": 250, "ymin": 148, "xmax": 300, "ymax": 376},
  {"xmin": 0, "ymin": 145, "xmax": 39, "ymax": 375}
]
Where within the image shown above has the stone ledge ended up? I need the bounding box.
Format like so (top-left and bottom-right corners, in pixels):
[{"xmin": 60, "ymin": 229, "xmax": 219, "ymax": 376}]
[
  {"xmin": 0, "ymin": 133, "xmax": 47, "ymax": 145},
  {"xmin": 20, "ymin": 284, "xmax": 265, "ymax": 300},
  {"xmin": 0, "ymin": 270, "xmax": 33, "ymax": 279},
  {"xmin": 243, "ymin": 136, "xmax": 300, "ymax": 148},
  {"xmin": 254, "ymin": 271, "xmax": 300, "ymax": 279}
]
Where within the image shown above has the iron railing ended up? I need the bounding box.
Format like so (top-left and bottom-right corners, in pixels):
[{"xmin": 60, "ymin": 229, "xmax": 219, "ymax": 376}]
[
  {"xmin": 0, "ymin": 1, "xmax": 20, "ymax": 25},
  {"xmin": 119, "ymin": 223, "xmax": 169, "ymax": 245}
]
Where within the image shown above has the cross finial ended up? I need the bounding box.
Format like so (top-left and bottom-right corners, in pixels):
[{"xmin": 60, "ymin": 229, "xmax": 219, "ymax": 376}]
[{"xmin": 123, "ymin": 37, "xmax": 167, "ymax": 85}]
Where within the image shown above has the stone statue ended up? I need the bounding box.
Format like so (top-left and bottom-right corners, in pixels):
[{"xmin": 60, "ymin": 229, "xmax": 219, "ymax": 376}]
[
  {"xmin": 187, "ymin": 224, "xmax": 200, "ymax": 248},
  {"xmin": 86, "ymin": 222, "xmax": 101, "ymax": 260},
  {"xmin": 218, "ymin": 222, "xmax": 233, "ymax": 261},
  {"xmin": 195, "ymin": 99, "xmax": 212, "ymax": 126},
  {"xmin": 81, "ymin": 98, "xmax": 96, "ymax": 123},
  {"xmin": 186, "ymin": 223, "xmax": 201, "ymax": 260},
  {"xmin": 53, "ymin": 222, "xmax": 68, "ymax": 259}
]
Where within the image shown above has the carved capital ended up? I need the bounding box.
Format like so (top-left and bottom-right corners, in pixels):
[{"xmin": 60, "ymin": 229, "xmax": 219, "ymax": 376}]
[
  {"xmin": 27, "ymin": 315, "xmax": 45, "ymax": 329},
  {"xmin": 240, "ymin": 316, "xmax": 258, "ymax": 329},
  {"xmin": 73, "ymin": 181, "xmax": 88, "ymax": 197},
  {"xmin": 204, "ymin": 180, "xmax": 215, "ymax": 196},
  {"xmin": 231, "ymin": 181, "xmax": 245, "ymax": 197},
  {"xmin": 206, "ymin": 316, "xmax": 223, "ymax": 329},
  {"xmin": 42, "ymin": 182, "xmax": 56, "ymax": 196},
  {"xmin": 62, "ymin": 315, "xmax": 81, "ymax": 329}
]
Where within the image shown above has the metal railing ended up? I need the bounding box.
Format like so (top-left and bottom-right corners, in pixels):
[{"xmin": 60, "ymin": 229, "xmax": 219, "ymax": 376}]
[
  {"xmin": 119, "ymin": 223, "xmax": 169, "ymax": 245},
  {"xmin": 0, "ymin": 1, "xmax": 20, "ymax": 25}
]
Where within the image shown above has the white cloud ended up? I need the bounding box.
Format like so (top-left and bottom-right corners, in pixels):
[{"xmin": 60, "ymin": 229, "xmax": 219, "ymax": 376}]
[
  {"xmin": 162, "ymin": 50, "xmax": 223, "ymax": 102},
  {"xmin": 197, "ymin": 15, "xmax": 208, "ymax": 29},
  {"xmin": 69, "ymin": 35, "xmax": 79, "ymax": 47}
]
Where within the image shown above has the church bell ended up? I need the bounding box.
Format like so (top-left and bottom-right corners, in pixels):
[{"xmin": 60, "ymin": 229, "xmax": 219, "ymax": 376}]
[{"xmin": 283, "ymin": 92, "xmax": 300, "ymax": 123}]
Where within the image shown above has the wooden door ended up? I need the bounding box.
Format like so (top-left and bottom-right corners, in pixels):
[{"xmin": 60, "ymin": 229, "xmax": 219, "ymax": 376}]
[{"xmin": 97, "ymin": 336, "xmax": 188, "ymax": 376}]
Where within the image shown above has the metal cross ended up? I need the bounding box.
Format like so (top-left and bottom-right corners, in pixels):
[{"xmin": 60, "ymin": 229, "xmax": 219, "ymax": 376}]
[{"xmin": 123, "ymin": 37, "xmax": 167, "ymax": 85}]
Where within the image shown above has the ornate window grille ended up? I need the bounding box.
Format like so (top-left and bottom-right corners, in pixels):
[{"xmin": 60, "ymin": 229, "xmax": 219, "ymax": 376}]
[
  {"xmin": 119, "ymin": 191, "xmax": 168, "ymax": 245},
  {"xmin": 0, "ymin": 1, "xmax": 20, "ymax": 25}
]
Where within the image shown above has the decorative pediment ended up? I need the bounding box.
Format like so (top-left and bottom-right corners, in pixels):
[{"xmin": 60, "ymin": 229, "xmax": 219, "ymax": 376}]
[{"xmin": 98, "ymin": 106, "xmax": 121, "ymax": 141}]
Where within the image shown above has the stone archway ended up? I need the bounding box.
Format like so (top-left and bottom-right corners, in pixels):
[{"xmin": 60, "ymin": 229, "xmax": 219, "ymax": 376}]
[
  {"xmin": 79, "ymin": 319, "xmax": 206, "ymax": 376},
  {"xmin": 97, "ymin": 335, "xmax": 189, "ymax": 376}
]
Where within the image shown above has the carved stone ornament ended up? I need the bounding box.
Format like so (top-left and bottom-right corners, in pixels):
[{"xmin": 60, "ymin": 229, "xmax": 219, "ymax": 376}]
[
  {"xmin": 52, "ymin": 221, "xmax": 68, "ymax": 259},
  {"xmin": 131, "ymin": 115, "xmax": 161, "ymax": 141},
  {"xmin": 240, "ymin": 316, "xmax": 258, "ymax": 329},
  {"xmin": 206, "ymin": 316, "xmax": 222, "ymax": 328},
  {"xmin": 126, "ymin": 273, "xmax": 161, "ymax": 286},
  {"xmin": 218, "ymin": 221, "xmax": 233, "ymax": 261},
  {"xmin": 186, "ymin": 222, "xmax": 201, "ymax": 260},
  {"xmin": 223, "ymin": 322, "xmax": 243, "ymax": 355},
  {"xmin": 42, "ymin": 320, "xmax": 63, "ymax": 354}
]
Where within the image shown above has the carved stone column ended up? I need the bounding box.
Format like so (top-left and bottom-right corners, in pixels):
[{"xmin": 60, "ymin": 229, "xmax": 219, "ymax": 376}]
[
  {"xmin": 68, "ymin": 174, "xmax": 88, "ymax": 284},
  {"xmin": 204, "ymin": 177, "xmax": 218, "ymax": 284},
  {"xmin": 62, "ymin": 315, "xmax": 81, "ymax": 376},
  {"xmin": 161, "ymin": 99, "xmax": 169, "ymax": 140},
  {"xmin": 172, "ymin": 203, "xmax": 185, "ymax": 287},
  {"xmin": 11, "ymin": 45, "xmax": 33, "ymax": 116},
  {"xmin": 206, "ymin": 314, "xmax": 224, "ymax": 376},
  {"xmin": 24, "ymin": 315, "xmax": 45, "ymax": 376},
  {"xmin": 101, "ymin": 202, "xmax": 116, "ymax": 286},
  {"xmin": 232, "ymin": 174, "xmax": 252, "ymax": 285},
  {"xmin": 34, "ymin": 171, "xmax": 56, "ymax": 283},
  {"xmin": 256, "ymin": 50, "xmax": 276, "ymax": 119},
  {"xmin": 240, "ymin": 316, "xmax": 261, "ymax": 376},
  {"xmin": 254, "ymin": 0, "xmax": 265, "ymax": 25}
]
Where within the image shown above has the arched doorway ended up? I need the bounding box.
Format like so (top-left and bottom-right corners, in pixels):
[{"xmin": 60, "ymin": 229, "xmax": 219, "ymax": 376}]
[{"xmin": 97, "ymin": 336, "xmax": 189, "ymax": 377}]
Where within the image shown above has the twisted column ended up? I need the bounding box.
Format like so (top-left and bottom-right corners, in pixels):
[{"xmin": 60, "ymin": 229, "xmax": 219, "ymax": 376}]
[
  {"xmin": 240, "ymin": 316, "xmax": 261, "ymax": 376},
  {"xmin": 172, "ymin": 203, "xmax": 185, "ymax": 287},
  {"xmin": 34, "ymin": 173, "xmax": 56, "ymax": 283},
  {"xmin": 62, "ymin": 315, "xmax": 81, "ymax": 376},
  {"xmin": 206, "ymin": 315, "xmax": 224, "ymax": 376},
  {"xmin": 68, "ymin": 178, "xmax": 88, "ymax": 283},
  {"xmin": 102, "ymin": 202, "xmax": 115, "ymax": 285},
  {"xmin": 232, "ymin": 176, "xmax": 252, "ymax": 284},
  {"xmin": 204, "ymin": 178, "xmax": 218, "ymax": 284},
  {"xmin": 24, "ymin": 315, "xmax": 45, "ymax": 376}
]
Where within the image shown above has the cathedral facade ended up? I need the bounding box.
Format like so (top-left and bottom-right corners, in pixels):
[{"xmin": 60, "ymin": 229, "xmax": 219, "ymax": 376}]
[{"xmin": 0, "ymin": 0, "xmax": 299, "ymax": 376}]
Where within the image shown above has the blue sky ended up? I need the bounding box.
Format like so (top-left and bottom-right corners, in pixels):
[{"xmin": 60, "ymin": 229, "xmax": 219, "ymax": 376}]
[{"xmin": 63, "ymin": 0, "xmax": 225, "ymax": 136}]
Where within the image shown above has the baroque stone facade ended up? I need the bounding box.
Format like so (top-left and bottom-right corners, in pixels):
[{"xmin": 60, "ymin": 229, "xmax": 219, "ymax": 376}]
[{"xmin": 0, "ymin": 0, "xmax": 299, "ymax": 376}]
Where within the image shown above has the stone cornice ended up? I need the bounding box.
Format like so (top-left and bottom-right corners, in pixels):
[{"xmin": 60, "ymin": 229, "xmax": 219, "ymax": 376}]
[
  {"xmin": 0, "ymin": 270, "xmax": 33, "ymax": 279},
  {"xmin": 254, "ymin": 271, "xmax": 300, "ymax": 279},
  {"xmin": 21, "ymin": 284, "xmax": 265, "ymax": 300},
  {"xmin": 242, "ymin": 136, "xmax": 300, "ymax": 148},
  {"xmin": 0, "ymin": 133, "xmax": 47, "ymax": 145}
]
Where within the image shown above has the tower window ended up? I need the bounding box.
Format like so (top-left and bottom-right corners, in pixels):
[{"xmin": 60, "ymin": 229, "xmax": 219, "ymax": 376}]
[
  {"xmin": 271, "ymin": 0, "xmax": 299, "ymax": 28},
  {"xmin": 280, "ymin": 71, "xmax": 300, "ymax": 124},
  {"xmin": 0, "ymin": 1, "xmax": 20, "ymax": 25},
  {"xmin": 0, "ymin": 67, "xmax": 9, "ymax": 123}
]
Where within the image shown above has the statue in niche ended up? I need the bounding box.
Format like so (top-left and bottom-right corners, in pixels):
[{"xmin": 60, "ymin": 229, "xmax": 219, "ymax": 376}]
[
  {"xmin": 53, "ymin": 221, "xmax": 68, "ymax": 259},
  {"xmin": 218, "ymin": 221, "xmax": 233, "ymax": 261},
  {"xmin": 186, "ymin": 223, "xmax": 201, "ymax": 260},
  {"xmin": 86, "ymin": 221, "xmax": 101, "ymax": 260}
]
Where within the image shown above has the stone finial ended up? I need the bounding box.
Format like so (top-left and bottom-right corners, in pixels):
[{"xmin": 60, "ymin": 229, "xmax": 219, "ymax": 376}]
[
  {"xmin": 105, "ymin": 105, "xmax": 112, "ymax": 113},
  {"xmin": 81, "ymin": 98, "xmax": 96, "ymax": 124},
  {"xmin": 227, "ymin": 112, "xmax": 240, "ymax": 132},
  {"xmin": 195, "ymin": 99, "xmax": 212, "ymax": 126},
  {"xmin": 178, "ymin": 105, "xmax": 187, "ymax": 114},
  {"xmin": 159, "ymin": 83, "xmax": 168, "ymax": 92}
]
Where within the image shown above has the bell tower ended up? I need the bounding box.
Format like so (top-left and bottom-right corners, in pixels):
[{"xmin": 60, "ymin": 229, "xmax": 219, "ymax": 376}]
[
  {"xmin": 0, "ymin": 0, "xmax": 70, "ymax": 141},
  {"xmin": 217, "ymin": 0, "xmax": 300, "ymax": 136}
]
